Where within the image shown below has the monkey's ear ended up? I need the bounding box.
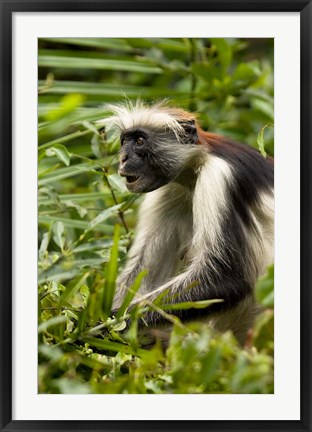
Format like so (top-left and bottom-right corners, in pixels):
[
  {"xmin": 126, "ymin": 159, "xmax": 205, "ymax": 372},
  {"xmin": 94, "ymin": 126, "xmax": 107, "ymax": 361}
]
[{"xmin": 179, "ymin": 120, "xmax": 198, "ymax": 144}]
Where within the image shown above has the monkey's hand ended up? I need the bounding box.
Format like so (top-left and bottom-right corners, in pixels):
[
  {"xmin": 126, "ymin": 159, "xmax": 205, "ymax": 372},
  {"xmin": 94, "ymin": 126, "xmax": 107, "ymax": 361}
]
[
  {"xmin": 124, "ymin": 284, "xmax": 179, "ymax": 326},
  {"xmin": 110, "ymin": 287, "xmax": 166, "ymax": 328}
]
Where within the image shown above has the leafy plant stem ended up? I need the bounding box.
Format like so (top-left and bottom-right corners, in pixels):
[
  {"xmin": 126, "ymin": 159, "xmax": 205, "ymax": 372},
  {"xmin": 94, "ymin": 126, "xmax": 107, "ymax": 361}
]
[
  {"xmin": 102, "ymin": 168, "xmax": 129, "ymax": 234},
  {"xmin": 188, "ymin": 38, "xmax": 198, "ymax": 112}
]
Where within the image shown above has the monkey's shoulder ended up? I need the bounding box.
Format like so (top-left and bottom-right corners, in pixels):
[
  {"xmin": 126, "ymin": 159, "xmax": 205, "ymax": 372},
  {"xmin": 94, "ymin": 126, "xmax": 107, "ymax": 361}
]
[{"xmin": 207, "ymin": 135, "xmax": 273, "ymax": 194}]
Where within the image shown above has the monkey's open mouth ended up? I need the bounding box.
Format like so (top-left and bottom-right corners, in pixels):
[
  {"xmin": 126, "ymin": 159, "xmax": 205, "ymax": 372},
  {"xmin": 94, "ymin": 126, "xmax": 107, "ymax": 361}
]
[{"xmin": 126, "ymin": 175, "xmax": 140, "ymax": 184}]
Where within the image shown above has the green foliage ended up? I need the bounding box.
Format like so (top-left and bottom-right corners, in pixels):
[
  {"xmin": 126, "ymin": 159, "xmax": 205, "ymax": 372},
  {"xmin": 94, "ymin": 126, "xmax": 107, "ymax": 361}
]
[
  {"xmin": 38, "ymin": 37, "xmax": 274, "ymax": 394},
  {"xmin": 256, "ymin": 264, "xmax": 274, "ymax": 308},
  {"xmin": 257, "ymin": 123, "xmax": 274, "ymax": 157}
]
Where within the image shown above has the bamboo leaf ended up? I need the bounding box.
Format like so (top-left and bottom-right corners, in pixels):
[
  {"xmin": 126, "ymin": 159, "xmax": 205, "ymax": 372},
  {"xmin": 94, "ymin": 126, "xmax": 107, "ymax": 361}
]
[
  {"xmin": 38, "ymin": 192, "xmax": 114, "ymax": 206},
  {"xmin": 211, "ymin": 38, "xmax": 233, "ymax": 73},
  {"xmin": 102, "ymin": 225, "xmax": 120, "ymax": 318},
  {"xmin": 38, "ymin": 315, "xmax": 67, "ymax": 333},
  {"xmin": 160, "ymin": 299, "xmax": 224, "ymax": 311},
  {"xmin": 73, "ymin": 239, "xmax": 118, "ymax": 253},
  {"xmin": 82, "ymin": 120, "xmax": 99, "ymax": 135},
  {"xmin": 38, "ymin": 162, "xmax": 101, "ymax": 185},
  {"xmin": 91, "ymin": 134, "xmax": 103, "ymax": 159},
  {"xmin": 38, "ymin": 129, "xmax": 93, "ymax": 150},
  {"xmin": 252, "ymin": 100, "xmax": 274, "ymax": 121},
  {"xmin": 62, "ymin": 200, "xmax": 88, "ymax": 218},
  {"xmin": 45, "ymin": 93, "xmax": 85, "ymax": 122},
  {"xmin": 257, "ymin": 123, "xmax": 274, "ymax": 157},
  {"xmin": 82, "ymin": 337, "xmax": 147, "ymax": 357},
  {"xmin": 38, "ymin": 232, "xmax": 50, "ymax": 260},
  {"xmin": 52, "ymin": 221, "xmax": 66, "ymax": 252},
  {"xmin": 39, "ymin": 186, "xmax": 62, "ymax": 208},
  {"xmin": 86, "ymin": 204, "xmax": 123, "ymax": 231},
  {"xmin": 116, "ymin": 270, "xmax": 148, "ymax": 319},
  {"xmin": 107, "ymin": 174, "xmax": 128, "ymax": 194},
  {"xmin": 38, "ymin": 80, "xmax": 185, "ymax": 100},
  {"xmin": 38, "ymin": 253, "xmax": 106, "ymax": 284},
  {"xmin": 38, "ymin": 55, "xmax": 162, "ymax": 74},
  {"xmin": 39, "ymin": 215, "xmax": 115, "ymax": 234},
  {"xmin": 60, "ymin": 271, "xmax": 90, "ymax": 305},
  {"xmin": 46, "ymin": 144, "xmax": 72, "ymax": 166}
]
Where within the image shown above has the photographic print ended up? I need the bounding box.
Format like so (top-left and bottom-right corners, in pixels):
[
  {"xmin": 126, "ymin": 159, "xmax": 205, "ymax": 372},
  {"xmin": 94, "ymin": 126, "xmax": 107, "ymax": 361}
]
[{"xmin": 38, "ymin": 37, "xmax": 274, "ymax": 395}]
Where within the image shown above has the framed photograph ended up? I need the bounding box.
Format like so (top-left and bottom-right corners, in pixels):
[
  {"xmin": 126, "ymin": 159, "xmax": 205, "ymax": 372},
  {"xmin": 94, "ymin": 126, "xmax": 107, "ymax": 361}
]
[{"xmin": 1, "ymin": 1, "xmax": 311, "ymax": 431}]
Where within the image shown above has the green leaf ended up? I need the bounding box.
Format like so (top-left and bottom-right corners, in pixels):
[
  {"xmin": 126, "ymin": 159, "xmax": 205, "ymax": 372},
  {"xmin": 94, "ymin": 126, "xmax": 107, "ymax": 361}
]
[
  {"xmin": 257, "ymin": 124, "xmax": 274, "ymax": 158},
  {"xmin": 252, "ymin": 309, "xmax": 274, "ymax": 353},
  {"xmin": 107, "ymin": 174, "xmax": 128, "ymax": 193},
  {"xmin": 46, "ymin": 144, "xmax": 72, "ymax": 166},
  {"xmin": 40, "ymin": 256, "xmax": 97, "ymax": 285},
  {"xmin": 38, "ymin": 232, "xmax": 50, "ymax": 260},
  {"xmin": 233, "ymin": 61, "xmax": 261, "ymax": 81},
  {"xmin": 211, "ymin": 38, "xmax": 232, "ymax": 73},
  {"xmin": 39, "ymin": 215, "xmax": 115, "ymax": 234},
  {"xmin": 38, "ymin": 315, "xmax": 67, "ymax": 333},
  {"xmin": 102, "ymin": 225, "xmax": 120, "ymax": 318},
  {"xmin": 82, "ymin": 120, "xmax": 99, "ymax": 135},
  {"xmin": 38, "ymin": 186, "xmax": 62, "ymax": 208},
  {"xmin": 38, "ymin": 344, "xmax": 64, "ymax": 362},
  {"xmin": 38, "ymin": 55, "xmax": 162, "ymax": 74},
  {"xmin": 156, "ymin": 38, "xmax": 190, "ymax": 53},
  {"xmin": 38, "ymin": 160, "xmax": 102, "ymax": 185},
  {"xmin": 62, "ymin": 200, "xmax": 87, "ymax": 218},
  {"xmin": 38, "ymin": 129, "xmax": 93, "ymax": 150},
  {"xmin": 45, "ymin": 93, "xmax": 85, "ymax": 122},
  {"xmin": 38, "ymin": 80, "xmax": 185, "ymax": 100},
  {"xmin": 38, "ymin": 192, "xmax": 114, "ymax": 206},
  {"xmin": 201, "ymin": 346, "xmax": 222, "ymax": 386},
  {"xmin": 60, "ymin": 271, "xmax": 90, "ymax": 305},
  {"xmin": 87, "ymin": 203, "xmax": 123, "ymax": 231},
  {"xmin": 160, "ymin": 299, "xmax": 224, "ymax": 311},
  {"xmin": 243, "ymin": 88, "xmax": 274, "ymax": 104},
  {"xmin": 73, "ymin": 239, "xmax": 117, "ymax": 253},
  {"xmin": 38, "ymin": 163, "xmax": 61, "ymax": 179},
  {"xmin": 82, "ymin": 336, "xmax": 146, "ymax": 357},
  {"xmin": 116, "ymin": 270, "xmax": 148, "ymax": 318},
  {"xmin": 252, "ymin": 99, "xmax": 274, "ymax": 121},
  {"xmin": 191, "ymin": 62, "xmax": 220, "ymax": 82},
  {"xmin": 256, "ymin": 264, "xmax": 274, "ymax": 307},
  {"xmin": 38, "ymin": 268, "xmax": 80, "ymax": 284},
  {"xmin": 52, "ymin": 221, "xmax": 66, "ymax": 251},
  {"xmin": 90, "ymin": 133, "xmax": 102, "ymax": 159}
]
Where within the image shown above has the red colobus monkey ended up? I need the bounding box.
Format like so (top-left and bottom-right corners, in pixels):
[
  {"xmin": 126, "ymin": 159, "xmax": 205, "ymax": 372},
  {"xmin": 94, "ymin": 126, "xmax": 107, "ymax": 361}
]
[{"xmin": 101, "ymin": 101, "xmax": 274, "ymax": 343}]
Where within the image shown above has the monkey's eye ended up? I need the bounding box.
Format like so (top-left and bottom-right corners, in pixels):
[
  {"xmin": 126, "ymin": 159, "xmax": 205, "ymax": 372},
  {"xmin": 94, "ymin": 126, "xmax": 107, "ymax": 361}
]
[
  {"xmin": 136, "ymin": 137, "xmax": 145, "ymax": 146},
  {"xmin": 121, "ymin": 139, "xmax": 126, "ymax": 146}
]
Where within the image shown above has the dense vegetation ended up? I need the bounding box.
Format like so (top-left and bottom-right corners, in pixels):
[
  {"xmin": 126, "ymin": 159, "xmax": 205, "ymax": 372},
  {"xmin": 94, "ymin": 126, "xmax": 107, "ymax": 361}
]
[{"xmin": 38, "ymin": 38, "xmax": 274, "ymax": 394}]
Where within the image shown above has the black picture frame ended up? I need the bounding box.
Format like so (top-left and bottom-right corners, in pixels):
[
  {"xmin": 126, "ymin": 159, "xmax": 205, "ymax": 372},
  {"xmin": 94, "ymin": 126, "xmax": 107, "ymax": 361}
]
[{"xmin": 1, "ymin": 1, "xmax": 311, "ymax": 431}]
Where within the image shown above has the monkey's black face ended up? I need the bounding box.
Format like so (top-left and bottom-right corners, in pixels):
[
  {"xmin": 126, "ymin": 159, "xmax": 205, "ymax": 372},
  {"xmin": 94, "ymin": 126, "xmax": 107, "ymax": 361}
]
[{"xmin": 118, "ymin": 128, "xmax": 173, "ymax": 193}]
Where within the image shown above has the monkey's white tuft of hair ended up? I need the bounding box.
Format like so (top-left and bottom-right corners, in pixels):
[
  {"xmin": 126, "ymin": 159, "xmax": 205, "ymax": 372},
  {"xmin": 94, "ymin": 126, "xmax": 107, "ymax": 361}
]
[{"xmin": 98, "ymin": 100, "xmax": 196, "ymax": 141}]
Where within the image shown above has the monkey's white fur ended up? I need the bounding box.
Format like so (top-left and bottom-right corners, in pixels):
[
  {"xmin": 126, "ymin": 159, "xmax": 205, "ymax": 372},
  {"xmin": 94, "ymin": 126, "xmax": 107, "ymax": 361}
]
[
  {"xmin": 100, "ymin": 100, "xmax": 195, "ymax": 141},
  {"xmin": 247, "ymin": 190, "xmax": 274, "ymax": 275},
  {"xmin": 192, "ymin": 155, "xmax": 232, "ymax": 258}
]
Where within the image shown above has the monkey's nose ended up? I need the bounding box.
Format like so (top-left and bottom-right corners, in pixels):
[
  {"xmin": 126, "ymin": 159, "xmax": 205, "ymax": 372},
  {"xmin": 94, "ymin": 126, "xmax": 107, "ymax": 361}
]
[{"xmin": 120, "ymin": 153, "xmax": 128, "ymax": 164}]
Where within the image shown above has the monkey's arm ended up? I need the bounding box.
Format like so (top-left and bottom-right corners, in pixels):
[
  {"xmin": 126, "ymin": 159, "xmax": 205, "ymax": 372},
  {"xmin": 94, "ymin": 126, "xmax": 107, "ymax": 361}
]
[
  {"xmin": 113, "ymin": 189, "xmax": 184, "ymax": 309},
  {"xmin": 125, "ymin": 246, "xmax": 253, "ymax": 325},
  {"xmin": 114, "ymin": 228, "xmax": 180, "ymax": 308}
]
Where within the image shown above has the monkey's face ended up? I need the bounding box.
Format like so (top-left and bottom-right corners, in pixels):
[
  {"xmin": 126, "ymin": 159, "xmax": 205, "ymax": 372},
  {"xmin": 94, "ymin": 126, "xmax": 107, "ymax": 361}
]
[{"xmin": 118, "ymin": 128, "xmax": 174, "ymax": 193}]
